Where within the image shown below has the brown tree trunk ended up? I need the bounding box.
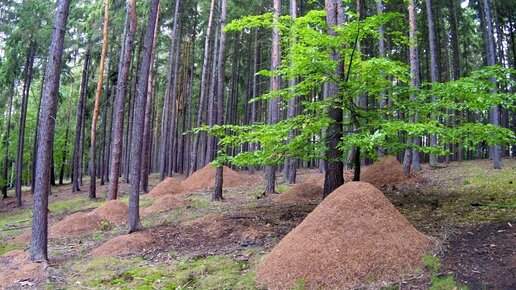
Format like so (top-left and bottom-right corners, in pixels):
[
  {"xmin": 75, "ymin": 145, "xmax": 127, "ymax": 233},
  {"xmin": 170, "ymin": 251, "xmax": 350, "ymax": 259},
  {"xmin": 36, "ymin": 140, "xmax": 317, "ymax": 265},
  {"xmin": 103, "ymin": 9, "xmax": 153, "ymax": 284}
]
[
  {"xmin": 89, "ymin": 0, "xmax": 110, "ymax": 199},
  {"xmin": 14, "ymin": 42, "xmax": 36, "ymax": 206},
  {"xmin": 108, "ymin": 0, "xmax": 137, "ymax": 200},
  {"xmin": 72, "ymin": 50, "xmax": 91, "ymax": 192},
  {"xmin": 2, "ymin": 85, "xmax": 14, "ymax": 199},
  {"xmin": 265, "ymin": 0, "xmax": 281, "ymax": 195},
  {"xmin": 59, "ymin": 82, "xmax": 75, "ymax": 185},
  {"xmin": 190, "ymin": 0, "xmax": 217, "ymax": 176},
  {"xmin": 482, "ymin": 0, "xmax": 501, "ymax": 169},
  {"xmin": 128, "ymin": 0, "xmax": 160, "ymax": 233},
  {"xmin": 284, "ymin": 0, "xmax": 298, "ymax": 184},
  {"xmin": 323, "ymin": 0, "xmax": 345, "ymax": 197},
  {"xmin": 141, "ymin": 3, "xmax": 160, "ymax": 193},
  {"xmin": 427, "ymin": 0, "xmax": 438, "ymax": 167},
  {"xmin": 30, "ymin": 0, "xmax": 70, "ymax": 261},
  {"xmin": 213, "ymin": 0, "xmax": 227, "ymax": 202},
  {"xmin": 403, "ymin": 0, "xmax": 422, "ymax": 175}
]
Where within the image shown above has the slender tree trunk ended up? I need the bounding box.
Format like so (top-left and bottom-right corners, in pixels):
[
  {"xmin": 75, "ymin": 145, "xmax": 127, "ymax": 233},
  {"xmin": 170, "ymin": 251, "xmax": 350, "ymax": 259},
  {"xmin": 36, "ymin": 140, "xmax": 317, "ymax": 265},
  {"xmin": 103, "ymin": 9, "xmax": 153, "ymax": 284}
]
[
  {"xmin": 213, "ymin": 0, "xmax": 227, "ymax": 202},
  {"xmin": 284, "ymin": 0, "xmax": 298, "ymax": 184},
  {"xmin": 482, "ymin": 0, "xmax": 501, "ymax": 169},
  {"xmin": 108, "ymin": 0, "xmax": 137, "ymax": 200},
  {"xmin": 190, "ymin": 0, "xmax": 217, "ymax": 176},
  {"xmin": 59, "ymin": 82, "xmax": 74, "ymax": 185},
  {"xmin": 72, "ymin": 49, "xmax": 91, "ymax": 192},
  {"xmin": 141, "ymin": 3, "xmax": 160, "ymax": 192},
  {"xmin": 2, "ymin": 85, "xmax": 14, "ymax": 199},
  {"xmin": 323, "ymin": 0, "xmax": 345, "ymax": 197},
  {"xmin": 30, "ymin": 0, "xmax": 70, "ymax": 261},
  {"xmin": 167, "ymin": 15, "xmax": 183, "ymax": 176},
  {"xmin": 159, "ymin": 0, "xmax": 181, "ymax": 180},
  {"xmin": 427, "ymin": 0, "xmax": 439, "ymax": 167},
  {"xmin": 128, "ymin": 0, "xmax": 159, "ymax": 233},
  {"xmin": 264, "ymin": 0, "xmax": 281, "ymax": 195},
  {"xmin": 89, "ymin": 0, "xmax": 110, "ymax": 199},
  {"xmin": 206, "ymin": 24, "xmax": 220, "ymax": 164},
  {"xmin": 403, "ymin": 0, "xmax": 421, "ymax": 175},
  {"xmin": 14, "ymin": 42, "xmax": 36, "ymax": 206}
]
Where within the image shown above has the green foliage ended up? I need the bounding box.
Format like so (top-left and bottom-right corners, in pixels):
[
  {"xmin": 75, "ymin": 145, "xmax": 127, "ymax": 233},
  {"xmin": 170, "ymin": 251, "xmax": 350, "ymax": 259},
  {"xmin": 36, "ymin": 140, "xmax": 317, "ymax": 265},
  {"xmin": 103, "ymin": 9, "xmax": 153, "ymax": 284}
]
[{"xmin": 201, "ymin": 10, "xmax": 516, "ymax": 169}]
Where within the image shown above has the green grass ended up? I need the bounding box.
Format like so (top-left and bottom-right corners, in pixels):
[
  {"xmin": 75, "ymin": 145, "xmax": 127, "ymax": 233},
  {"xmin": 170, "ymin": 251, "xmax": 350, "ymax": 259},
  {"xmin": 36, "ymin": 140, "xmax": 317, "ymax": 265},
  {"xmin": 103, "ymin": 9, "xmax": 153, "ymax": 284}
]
[
  {"xmin": 423, "ymin": 254, "xmax": 442, "ymax": 273},
  {"xmin": 0, "ymin": 242, "xmax": 25, "ymax": 255},
  {"xmin": 429, "ymin": 275, "xmax": 468, "ymax": 290},
  {"xmin": 65, "ymin": 254, "xmax": 257, "ymax": 289},
  {"xmin": 185, "ymin": 195, "xmax": 210, "ymax": 209},
  {"xmin": 432, "ymin": 160, "xmax": 516, "ymax": 223},
  {"xmin": 275, "ymin": 184, "xmax": 292, "ymax": 194}
]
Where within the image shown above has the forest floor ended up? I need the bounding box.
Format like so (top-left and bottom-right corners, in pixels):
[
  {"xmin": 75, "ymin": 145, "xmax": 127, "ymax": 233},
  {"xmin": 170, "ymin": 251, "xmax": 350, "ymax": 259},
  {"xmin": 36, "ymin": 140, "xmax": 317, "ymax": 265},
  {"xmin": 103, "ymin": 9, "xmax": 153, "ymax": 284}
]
[{"xmin": 0, "ymin": 158, "xmax": 514, "ymax": 289}]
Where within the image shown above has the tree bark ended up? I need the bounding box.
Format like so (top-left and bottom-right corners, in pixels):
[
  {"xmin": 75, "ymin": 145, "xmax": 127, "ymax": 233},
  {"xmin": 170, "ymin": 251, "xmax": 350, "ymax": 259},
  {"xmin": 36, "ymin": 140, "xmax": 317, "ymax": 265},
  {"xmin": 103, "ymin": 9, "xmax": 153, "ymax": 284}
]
[
  {"xmin": 141, "ymin": 2, "xmax": 160, "ymax": 193},
  {"xmin": 159, "ymin": 0, "xmax": 181, "ymax": 180},
  {"xmin": 108, "ymin": 0, "xmax": 137, "ymax": 200},
  {"xmin": 89, "ymin": 0, "xmax": 110, "ymax": 199},
  {"xmin": 323, "ymin": 0, "xmax": 345, "ymax": 197},
  {"xmin": 482, "ymin": 0, "xmax": 501, "ymax": 169},
  {"xmin": 2, "ymin": 85, "xmax": 14, "ymax": 199},
  {"xmin": 128, "ymin": 0, "xmax": 159, "ymax": 233},
  {"xmin": 403, "ymin": 0, "xmax": 422, "ymax": 175},
  {"xmin": 426, "ymin": 0, "xmax": 438, "ymax": 167},
  {"xmin": 30, "ymin": 0, "xmax": 70, "ymax": 261},
  {"xmin": 14, "ymin": 42, "xmax": 36, "ymax": 206},
  {"xmin": 72, "ymin": 49, "xmax": 91, "ymax": 192},
  {"xmin": 190, "ymin": 0, "xmax": 217, "ymax": 176},
  {"xmin": 213, "ymin": 0, "xmax": 228, "ymax": 202},
  {"xmin": 265, "ymin": 0, "xmax": 281, "ymax": 195},
  {"xmin": 284, "ymin": 0, "xmax": 298, "ymax": 184},
  {"xmin": 59, "ymin": 82, "xmax": 75, "ymax": 185}
]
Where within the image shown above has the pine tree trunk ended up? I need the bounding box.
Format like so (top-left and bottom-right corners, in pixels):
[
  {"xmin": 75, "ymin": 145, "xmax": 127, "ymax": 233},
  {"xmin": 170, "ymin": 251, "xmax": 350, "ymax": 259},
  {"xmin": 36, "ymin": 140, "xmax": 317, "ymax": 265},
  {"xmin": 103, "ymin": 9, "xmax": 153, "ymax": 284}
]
[
  {"xmin": 213, "ymin": 0, "xmax": 228, "ymax": 202},
  {"xmin": 284, "ymin": 0, "xmax": 298, "ymax": 184},
  {"xmin": 72, "ymin": 49, "xmax": 91, "ymax": 192},
  {"xmin": 13, "ymin": 43, "xmax": 36, "ymax": 205},
  {"xmin": 159, "ymin": 0, "xmax": 181, "ymax": 179},
  {"xmin": 2, "ymin": 85, "xmax": 14, "ymax": 199},
  {"xmin": 141, "ymin": 3, "xmax": 160, "ymax": 193},
  {"xmin": 59, "ymin": 82, "xmax": 74, "ymax": 185},
  {"xmin": 265, "ymin": 0, "xmax": 281, "ymax": 195},
  {"xmin": 190, "ymin": 0, "xmax": 217, "ymax": 176},
  {"xmin": 426, "ymin": 0, "xmax": 439, "ymax": 167},
  {"xmin": 89, "ymin": 0, "xmax": 110, "ymax": 199},
  {"xmin": 108, "ymin": 1, "xmax": 136, "ymax": 200},
  {"xmin": 482, "ymin": 0, "xmax": 501, "ymax": 169},
  {"xmin": 403, "ymin": 0, "xmax": 422, "ymax": 175},
  {"xmin": 128, "ymin": 0, "xmax": 159, "ymax": 233},
  {"xmin": 30, "ymin": 0, "xmax": 70, "ymax": 261},
  {"xmin": 323, "ymin": 0, "xmax": 345, "ymax": 197},
  {"xmin": 167, "ymin": 16, "xmax": 183, "ymax": 176}
]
